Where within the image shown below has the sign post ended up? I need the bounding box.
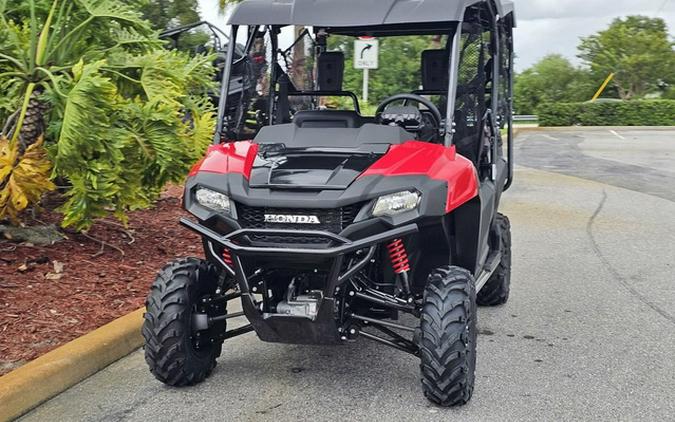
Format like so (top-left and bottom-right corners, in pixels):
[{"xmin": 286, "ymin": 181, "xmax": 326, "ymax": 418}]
[
  {"xmin": 354, "ymin": 37, "xmax": 379, "ymax": 104},
  {"xmin": 363, "ymin": 68, "xmax": 369, "ymax": 103}
]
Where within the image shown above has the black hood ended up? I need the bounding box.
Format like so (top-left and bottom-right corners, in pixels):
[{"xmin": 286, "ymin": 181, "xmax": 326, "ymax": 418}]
[
  {"xmin": 248, "ymin": 122, "xmax": 414, "ymax": 189},
  {"xmin": 249, "ymin": 143, "xmax": 387, "ymax": 190}
]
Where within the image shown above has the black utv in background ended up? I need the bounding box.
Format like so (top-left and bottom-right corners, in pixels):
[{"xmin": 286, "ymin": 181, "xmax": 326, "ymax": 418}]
[{"xmin": 144, "ymin": 0, "xmax": 515, "ymax": 406}]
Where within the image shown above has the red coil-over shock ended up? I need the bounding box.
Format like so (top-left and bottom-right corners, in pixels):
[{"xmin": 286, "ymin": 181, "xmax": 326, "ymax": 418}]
[
  {"xmin": 222, "ymin": 248, "xmax": 233, "ymax": 267},
  {"xmin": 386, "ymin": 239, "xmax": 410, "ymax": 274},
  {"xmin": 387, "ymin": 238, "xmax": 412, "ymax": 296}
]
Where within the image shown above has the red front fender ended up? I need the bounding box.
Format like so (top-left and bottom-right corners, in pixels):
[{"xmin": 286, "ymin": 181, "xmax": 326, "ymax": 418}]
[
  {"xmin": 188, "ymin": 141, "xmax": 259, "ymax": 179},
  {"xmin": 360, "ymin": 141, "xmax": 478, "ymax": 213}
]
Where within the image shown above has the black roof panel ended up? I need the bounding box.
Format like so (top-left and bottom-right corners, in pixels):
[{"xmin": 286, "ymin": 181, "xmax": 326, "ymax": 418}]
[{"xmin": 229, "ymin": 0, "xmax": 514, "ymax": 27}]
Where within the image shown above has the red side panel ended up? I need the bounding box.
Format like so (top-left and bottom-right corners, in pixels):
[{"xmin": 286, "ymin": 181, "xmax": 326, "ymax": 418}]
[
  {"xmin": 360, "ymin": 141, "xmax": 478, "ymax": 213},
  {"xmin": 188, "ymin": 141, "xmax": 259, "ymax": 179}
]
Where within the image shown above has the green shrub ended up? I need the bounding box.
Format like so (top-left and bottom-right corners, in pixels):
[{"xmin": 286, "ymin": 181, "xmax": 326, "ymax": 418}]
[
  {"xmin": 537, "ymin": 103, "xmax": 578, "ymax": 126},
  {"xmin": 537, "ymin": 100, "xmax": 675, "ymax": 126},
  {"xmin": 663, "ymin": 87, "xmax": 675, "ymax": 100}
]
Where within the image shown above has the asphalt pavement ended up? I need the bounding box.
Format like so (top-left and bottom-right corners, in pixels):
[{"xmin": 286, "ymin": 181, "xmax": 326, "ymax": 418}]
[{"xmin": 21, "ymin": 128, "xmax": 675, "ymax": 421}]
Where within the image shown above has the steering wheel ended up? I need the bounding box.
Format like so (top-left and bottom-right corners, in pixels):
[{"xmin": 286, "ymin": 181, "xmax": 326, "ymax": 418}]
[{"xmin": 375, "ymin": 94, "xmax": 443, "ymax": 133}]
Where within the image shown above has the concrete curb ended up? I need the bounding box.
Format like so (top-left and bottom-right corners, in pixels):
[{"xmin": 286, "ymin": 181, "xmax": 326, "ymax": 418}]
[{"xmin": 0, "ymin": 308, "xmax": 145, "ymax": 421}]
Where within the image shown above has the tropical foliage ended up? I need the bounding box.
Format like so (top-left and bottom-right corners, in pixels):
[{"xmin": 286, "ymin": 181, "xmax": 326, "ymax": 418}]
[
  {"xmin": 0, "ymin": 136, "xmax": 55, "ymax": 222},
  {"xmin": 136, "ymin": 0, "xmax": 201, "ymax": 30},
  {"xmin": 0, "ymin": 0, "xmax": 215, "ymax": 230}
]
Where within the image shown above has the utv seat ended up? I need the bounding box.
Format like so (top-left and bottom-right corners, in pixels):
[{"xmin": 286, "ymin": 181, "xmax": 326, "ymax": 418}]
[{"xmin": 293, "ymin": 110, "xmax": 363, "ymax": 128}]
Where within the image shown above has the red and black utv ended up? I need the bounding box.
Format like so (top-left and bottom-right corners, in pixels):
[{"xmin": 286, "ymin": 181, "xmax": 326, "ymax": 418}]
[{"xmin": 143, "ymin": 0, "xmax": 516, "ymax": 406}]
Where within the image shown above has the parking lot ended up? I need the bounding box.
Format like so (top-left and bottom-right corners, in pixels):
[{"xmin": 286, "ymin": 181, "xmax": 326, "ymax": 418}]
[{"xmin": 21, "ymin": 128, "xmax": 675, "ymax": 421}]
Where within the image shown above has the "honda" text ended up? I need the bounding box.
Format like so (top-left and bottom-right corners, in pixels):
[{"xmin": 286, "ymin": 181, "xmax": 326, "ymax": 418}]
[{"xmin": 264, "ymin": 214, "xmax": 321, "ymax": 224}]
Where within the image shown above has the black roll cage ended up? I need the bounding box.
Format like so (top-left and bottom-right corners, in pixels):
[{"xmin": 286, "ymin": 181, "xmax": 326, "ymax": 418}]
[{"xmin": 213, "ymin": 8, "xmax": 514, "ymax": 190}]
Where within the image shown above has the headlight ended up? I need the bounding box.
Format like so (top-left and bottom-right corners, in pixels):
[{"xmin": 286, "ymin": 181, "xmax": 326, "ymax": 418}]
[
  {"xmin": 372, "ymin": 191, "xmax": 420, "ymax": 217},
  {"xmin": 195, "ymin": 187, "xmax": 231, "ymax": 214}
]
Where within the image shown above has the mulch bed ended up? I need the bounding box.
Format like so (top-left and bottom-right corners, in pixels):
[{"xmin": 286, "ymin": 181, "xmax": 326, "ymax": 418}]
[{"xmin": 0, "ymin": 186, "xmax": 201, "ymax": 375}]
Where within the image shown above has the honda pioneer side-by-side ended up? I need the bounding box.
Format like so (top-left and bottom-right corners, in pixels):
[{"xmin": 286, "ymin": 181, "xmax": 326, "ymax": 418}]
[{"xmin": 142, "ymin": 0, "xmax": 515, "ymax": 406}]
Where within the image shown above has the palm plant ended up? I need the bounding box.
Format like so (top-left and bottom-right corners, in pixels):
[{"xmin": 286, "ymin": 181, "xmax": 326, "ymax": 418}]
[{"xmin": 0, "ymin": 0, "xmax": 216, "ymax": 230}]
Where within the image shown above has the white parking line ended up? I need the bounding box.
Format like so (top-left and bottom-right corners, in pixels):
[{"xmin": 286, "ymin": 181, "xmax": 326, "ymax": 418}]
[
  {"xmin": 541, "ymin": 134, "xmax": 559, "ymax": 141},
  {"xmin": 609, "ymin": 129, "xmax": 625, "ymax": 140}
]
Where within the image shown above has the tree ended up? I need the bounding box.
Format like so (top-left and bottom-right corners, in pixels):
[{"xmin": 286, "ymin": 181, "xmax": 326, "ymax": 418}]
[
  {"xmin": 578, "ymin": 16, "xmax": 675, "ymax": 100},
  {"xmin": 0, "ymin": 0, "xmax": 215, "ymax": 229},
  {"xmin": 513, "ymin": 54, "xmax": 595, "ymax": 115},
  {"xmin": 217, "ymin": 0, "xmax": 240, "ymax": 12},
  {"xmin": 135, "ymin": 0, "xmax": 201, "ymax": 30}
]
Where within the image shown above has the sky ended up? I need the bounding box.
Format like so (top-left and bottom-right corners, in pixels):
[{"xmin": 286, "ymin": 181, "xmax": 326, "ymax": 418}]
[{"xmin": 197, "ymin": 0, "xmax": 675, "ymax": 72}]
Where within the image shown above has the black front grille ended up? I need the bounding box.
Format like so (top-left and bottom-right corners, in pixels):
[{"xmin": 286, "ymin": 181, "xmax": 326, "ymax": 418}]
[{"xmin": 236, "ymin": 203, "xmax": 363, "ymax": 245}]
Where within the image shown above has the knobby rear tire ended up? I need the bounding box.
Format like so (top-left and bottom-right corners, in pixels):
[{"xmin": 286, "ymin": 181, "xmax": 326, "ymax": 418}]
[{"xmin": 477, "ymin": 213, "xmax": 511, "ymax": 306}]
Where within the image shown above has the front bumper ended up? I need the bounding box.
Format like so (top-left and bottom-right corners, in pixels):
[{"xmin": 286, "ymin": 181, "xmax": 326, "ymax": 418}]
[{"xmin": 180, "ymin": 217, "xmax": 418, "ymax": 344}]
